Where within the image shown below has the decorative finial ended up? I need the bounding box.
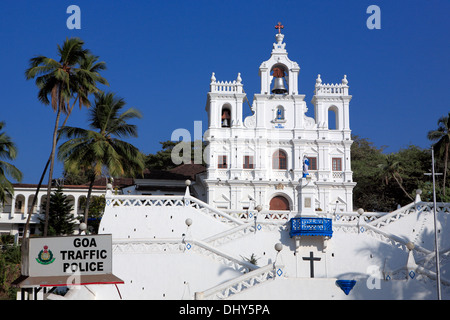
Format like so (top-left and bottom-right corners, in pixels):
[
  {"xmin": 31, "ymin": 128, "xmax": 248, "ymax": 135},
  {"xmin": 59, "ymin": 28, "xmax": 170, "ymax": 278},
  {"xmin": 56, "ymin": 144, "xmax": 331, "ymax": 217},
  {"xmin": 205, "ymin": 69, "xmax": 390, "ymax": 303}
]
[
  {"xmin": 342, "ymin": 74, "xmax": 348, "ymax": 85},
  {"xmin": 210, "ymin": 72, "xmax": 216, "ymax": 83},
  {"xmin": 236, "ymin": 73, "xmax": 242, "ymax": 83},
  {"xmin": 275, "ymin": 22, "xmax": 284, "ymax": 34},
  {"xmin": 316, "ymin": 74, "xmax": 322, "ymax": 84}
]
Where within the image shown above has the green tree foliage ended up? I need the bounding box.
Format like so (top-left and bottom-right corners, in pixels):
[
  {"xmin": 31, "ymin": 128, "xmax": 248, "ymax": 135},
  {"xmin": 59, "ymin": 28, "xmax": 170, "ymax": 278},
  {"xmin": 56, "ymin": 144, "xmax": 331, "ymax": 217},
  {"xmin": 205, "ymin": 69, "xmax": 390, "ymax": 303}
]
[
  {"xmin": 0, "ymin": 121, "xmax": 22, "ymax": 205},
  {"xmin": 62, "ymin": 168, "xmax": 91, "ymax": 185},
  {"xmin": 38, "ymin": 187, "xmax": 79, "ymax": 236},
  {"xmin": 378, "ymin": 154, "xmax": 414, "ymax": 202},
  {"xmin": 146, "ymin": 140, "xmax": 206, "ymax": 170},
  {"xmin": 146, "ymin": 141, "xmax": 178, "ymax": 170},
  {"xmin": 351, "ymin": 135, "xmax": 432, "ymax": 211},
  {"xmin": 397, "ymin": 145, "xmax": 433, "ymax": 200},
  {"xmin": 351, "ymin": 135, "xmax": 391, "ymax": 211},
  {"xmin": 427, "ymin": 112, "xmax": 450, "ymax": 197},
  {"xmin": 78, "ymin": 195, "xmax": 106, "ymax": 234},
  {"xmin": 0, "ymin": 244, "xmax": 20, "ymax": 300},
  {"xmin": 58, "ymin": 92, "xmax": 145, "ymax": 226}
]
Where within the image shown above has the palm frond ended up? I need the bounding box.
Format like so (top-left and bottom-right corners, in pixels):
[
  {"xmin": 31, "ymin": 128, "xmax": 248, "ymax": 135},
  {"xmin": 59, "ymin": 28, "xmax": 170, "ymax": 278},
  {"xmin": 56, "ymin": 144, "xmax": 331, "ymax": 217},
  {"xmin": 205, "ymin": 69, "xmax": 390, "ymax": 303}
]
[{"xmin": 0, "ymin": 161, "xmax": 23, "ymax": 182}]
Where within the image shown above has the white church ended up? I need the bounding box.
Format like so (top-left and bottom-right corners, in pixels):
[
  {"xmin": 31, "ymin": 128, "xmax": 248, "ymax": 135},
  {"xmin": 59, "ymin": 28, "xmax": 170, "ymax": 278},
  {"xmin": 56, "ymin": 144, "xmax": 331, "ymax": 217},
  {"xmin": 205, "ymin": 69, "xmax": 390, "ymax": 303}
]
[
  {"xmin": 201, "ymin": 28, "xmax": 354, "ymax": 216},
  {"xmin": 13, "ymin": 26, "xmax": 450, "ymax": 300}
]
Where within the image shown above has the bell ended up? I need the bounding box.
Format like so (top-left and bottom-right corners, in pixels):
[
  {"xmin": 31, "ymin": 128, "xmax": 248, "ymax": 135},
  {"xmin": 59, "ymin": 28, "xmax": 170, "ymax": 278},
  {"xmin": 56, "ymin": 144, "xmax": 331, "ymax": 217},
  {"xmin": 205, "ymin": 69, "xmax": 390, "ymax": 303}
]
[{"xmin": 271, "ymin": 77, "xmax": 287, "ymax": 94}]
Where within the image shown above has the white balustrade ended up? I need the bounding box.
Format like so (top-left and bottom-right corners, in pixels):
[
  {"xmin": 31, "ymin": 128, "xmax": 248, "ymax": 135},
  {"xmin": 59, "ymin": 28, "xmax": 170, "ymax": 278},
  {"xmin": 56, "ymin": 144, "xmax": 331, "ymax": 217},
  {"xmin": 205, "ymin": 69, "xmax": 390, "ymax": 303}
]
[
  {"xmin": 332, "ymin": 171, "xmax": 344, "ymax": 179},
  {"xmin": 210, "ymin": 80, "xmax": 243, "ymax": 94},
  {"xmin": 315, "ymin": 83, "xmax": 349, "ymax": 96},
  {"xmin": 197, "ymin": 263, "xmax": 277, "ymax": 300},
  {"xmin": 112, "ymin": 238, "xmax": 257, "ymax": 275}
]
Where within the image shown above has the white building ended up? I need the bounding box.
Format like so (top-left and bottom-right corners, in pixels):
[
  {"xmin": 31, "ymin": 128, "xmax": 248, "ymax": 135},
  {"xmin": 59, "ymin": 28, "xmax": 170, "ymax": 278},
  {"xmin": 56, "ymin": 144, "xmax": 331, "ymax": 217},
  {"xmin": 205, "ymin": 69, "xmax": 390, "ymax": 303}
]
[
  {"xmin": 0, "ymin": 180, "xmax": 129, "ymax": 239},
  {"xmin": 201, "ymin": 30, "xmax": 354, "ymax": 215}
]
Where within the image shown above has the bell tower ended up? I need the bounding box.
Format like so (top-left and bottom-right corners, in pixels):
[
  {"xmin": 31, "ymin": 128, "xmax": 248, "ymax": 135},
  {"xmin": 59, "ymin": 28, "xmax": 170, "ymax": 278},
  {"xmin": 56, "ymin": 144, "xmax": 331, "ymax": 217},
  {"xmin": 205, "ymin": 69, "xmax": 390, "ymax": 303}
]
[
  {"xmin": 258, "ymin": 23, "xmax": 300, "ymax": 96},
  {"xmin": 201, "ymin": 23, "xmax": 355, "ymax": 214},
  {"xmin": 205, "ymin": 72, "xmax": 246, "ymax": 130}
]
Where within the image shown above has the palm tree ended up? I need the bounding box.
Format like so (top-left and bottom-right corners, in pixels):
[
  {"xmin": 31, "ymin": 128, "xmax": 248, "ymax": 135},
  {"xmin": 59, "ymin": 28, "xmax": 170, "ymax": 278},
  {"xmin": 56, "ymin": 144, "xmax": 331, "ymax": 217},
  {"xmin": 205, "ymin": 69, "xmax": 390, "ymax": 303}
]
[
  {"xmin": 378, "ymin": 154, "xmax": 414, "ymax": 202},
  {"xmin": 58, "ymin": 92, "xmax": 145, "ymax": 226},
  {"xmin": 427, "ymin": 112, "xmax": 450, "ymax": 197},
  {"xmin": 25, "ymin": 38, "xmax": 108, "ymax": 236},
  {"xmin": 0, "ymin": 122, "xmax": 22, "ymax": 205}
]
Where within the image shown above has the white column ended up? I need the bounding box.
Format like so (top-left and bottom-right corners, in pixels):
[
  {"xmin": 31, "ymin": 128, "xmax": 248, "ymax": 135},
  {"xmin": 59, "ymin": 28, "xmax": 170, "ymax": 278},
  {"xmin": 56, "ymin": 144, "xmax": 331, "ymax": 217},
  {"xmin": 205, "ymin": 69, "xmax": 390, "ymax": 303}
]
[
  {"xmin": 22, "ymin": 194, "xmax": 29, "ymax": 219},
  {"xmin": 9, "ymin": 195, "xmax": 16, "ymax": 219}
]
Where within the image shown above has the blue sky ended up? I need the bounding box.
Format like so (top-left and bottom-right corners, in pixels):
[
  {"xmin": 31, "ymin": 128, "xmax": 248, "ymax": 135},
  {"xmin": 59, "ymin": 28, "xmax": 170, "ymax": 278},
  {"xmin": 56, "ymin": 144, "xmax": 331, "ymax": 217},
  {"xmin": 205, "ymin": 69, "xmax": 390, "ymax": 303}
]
[{"xmin": 0, "ymin": 0, "xmax": 449, "ymax": 183}]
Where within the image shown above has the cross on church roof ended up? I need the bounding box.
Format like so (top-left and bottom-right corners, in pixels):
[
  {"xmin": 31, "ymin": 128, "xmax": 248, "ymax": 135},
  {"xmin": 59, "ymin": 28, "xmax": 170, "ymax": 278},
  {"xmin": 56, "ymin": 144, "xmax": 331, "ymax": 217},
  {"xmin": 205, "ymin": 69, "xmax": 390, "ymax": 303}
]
[{"xmin": 275, "ymin": 22, "xmax": 284, "ymax": 34}]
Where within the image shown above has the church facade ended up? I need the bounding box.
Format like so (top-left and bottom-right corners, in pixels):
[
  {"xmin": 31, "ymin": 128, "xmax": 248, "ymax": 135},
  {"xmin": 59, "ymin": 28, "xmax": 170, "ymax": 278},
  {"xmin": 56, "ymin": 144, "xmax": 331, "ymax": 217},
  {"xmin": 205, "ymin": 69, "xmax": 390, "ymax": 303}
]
[{"xmin": 201, "ymin": 30, "xmax": 355, "ymax": 215}]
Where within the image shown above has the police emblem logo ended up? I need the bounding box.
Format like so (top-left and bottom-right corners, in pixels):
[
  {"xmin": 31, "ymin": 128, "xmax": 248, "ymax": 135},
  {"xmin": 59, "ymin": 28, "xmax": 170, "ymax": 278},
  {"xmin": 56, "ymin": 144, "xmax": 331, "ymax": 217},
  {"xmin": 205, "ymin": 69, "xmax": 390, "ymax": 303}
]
[{"xmin": 36, "ymin": 245, "xmax": 55, "ymax": 265}]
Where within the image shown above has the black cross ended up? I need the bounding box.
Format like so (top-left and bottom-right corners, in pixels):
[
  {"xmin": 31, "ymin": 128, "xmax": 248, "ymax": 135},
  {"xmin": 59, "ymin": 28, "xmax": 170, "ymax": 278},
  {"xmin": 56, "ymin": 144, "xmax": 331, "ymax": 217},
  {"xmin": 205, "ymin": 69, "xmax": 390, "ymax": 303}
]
[{"xmin": 302, "ymin": 251, "xmax": 321, "ymax": 278}]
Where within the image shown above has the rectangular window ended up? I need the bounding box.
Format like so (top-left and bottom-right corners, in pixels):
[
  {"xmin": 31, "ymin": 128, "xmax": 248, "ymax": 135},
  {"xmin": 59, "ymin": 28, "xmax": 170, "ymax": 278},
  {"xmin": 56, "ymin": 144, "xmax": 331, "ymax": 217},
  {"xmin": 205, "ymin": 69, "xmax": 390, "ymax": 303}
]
[
  {"xmin": 308, "ymin": 157, "xmax": 317, "ymax": 170},
  {"xmin": 218, "ymin": 155, "xmax": 227, "ymax": 169},
  {"xmin": 243, "ymin": 156, "xmax": 254, "ymax": 169},
  {"xmin": 332, "ymin": 158, "xmax": 342, "ymax": 171}
]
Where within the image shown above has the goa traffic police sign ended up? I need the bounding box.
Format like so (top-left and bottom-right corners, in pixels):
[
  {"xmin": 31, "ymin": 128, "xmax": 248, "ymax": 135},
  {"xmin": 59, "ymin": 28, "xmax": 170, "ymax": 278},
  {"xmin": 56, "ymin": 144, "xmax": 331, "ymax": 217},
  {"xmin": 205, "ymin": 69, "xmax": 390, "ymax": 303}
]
[{"xmin": 28, "ymin": 234, "xmax": 113, "ymax": 277}]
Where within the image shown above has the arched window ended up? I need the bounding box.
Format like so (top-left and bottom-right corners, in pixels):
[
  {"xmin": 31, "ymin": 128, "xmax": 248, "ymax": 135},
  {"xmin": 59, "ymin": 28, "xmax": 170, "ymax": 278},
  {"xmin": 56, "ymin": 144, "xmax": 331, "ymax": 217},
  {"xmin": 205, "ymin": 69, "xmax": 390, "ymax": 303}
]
[
  {"xmin": 269, "ymin": 195, "xmax": 290, "ymax": 211},
  {"xmin": 15, "ymin": 194, "xmax": 25, "ymax": 214},
  {"xmin": 28, "ymin": 195, "xmax": 37, "ymax": 214},
  {"xmin": 221, "ymin": 106, "xmax": 231, "ymax": 128},
  {"xmin": 272, "ymin": 149, "xmax": 287, "ymax": 170}
]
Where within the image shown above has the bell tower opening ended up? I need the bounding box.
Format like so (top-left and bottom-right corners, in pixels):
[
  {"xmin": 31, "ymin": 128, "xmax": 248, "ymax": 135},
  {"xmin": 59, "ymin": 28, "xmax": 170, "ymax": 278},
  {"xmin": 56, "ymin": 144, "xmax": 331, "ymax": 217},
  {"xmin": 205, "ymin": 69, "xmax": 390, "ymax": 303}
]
[
  {"xmin": 221, "ymin": 105, "xmax": 231, "ymax": 128},
  {"xmin": 271, "ymin": 64, "xmax": 288, "ymax": 94},
  {"xmin": 328, "ymin": 106, "xmax": 339, "ymax": 130}
]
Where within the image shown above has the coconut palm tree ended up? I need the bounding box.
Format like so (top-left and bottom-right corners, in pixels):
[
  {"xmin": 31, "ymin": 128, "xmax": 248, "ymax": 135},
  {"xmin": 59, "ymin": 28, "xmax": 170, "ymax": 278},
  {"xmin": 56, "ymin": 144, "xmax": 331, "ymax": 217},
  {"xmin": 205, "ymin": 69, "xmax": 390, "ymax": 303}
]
[
  {"xmin": 0, "ymin": 122, "xmax": 22, "ymax": 205},
  {"xmin": 58, "ymin": 92, "xmax": 145, "ymax": 226},
  {"xmin": 427, "ymin": 112, "xmax": 450, "ymax": 197},
  {"xmin": 25, "ymin": 38, "xmax": 108, "ymax": 236},
  {"xmin": 378, "ymin": 154, "xmax": 414, "ymax": 202}
]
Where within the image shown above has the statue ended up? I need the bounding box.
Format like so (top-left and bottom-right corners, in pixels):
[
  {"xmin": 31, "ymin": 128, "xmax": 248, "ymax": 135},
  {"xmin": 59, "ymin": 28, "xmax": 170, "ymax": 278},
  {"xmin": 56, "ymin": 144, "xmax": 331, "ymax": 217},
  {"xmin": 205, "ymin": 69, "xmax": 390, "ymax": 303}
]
[
  {"xmin": 277, "ymin": 108, "xmax": 283, "ymax": 120},
  {"xmin": 303, "ymin": 156, "xmax": 310, "ymax": 178}
]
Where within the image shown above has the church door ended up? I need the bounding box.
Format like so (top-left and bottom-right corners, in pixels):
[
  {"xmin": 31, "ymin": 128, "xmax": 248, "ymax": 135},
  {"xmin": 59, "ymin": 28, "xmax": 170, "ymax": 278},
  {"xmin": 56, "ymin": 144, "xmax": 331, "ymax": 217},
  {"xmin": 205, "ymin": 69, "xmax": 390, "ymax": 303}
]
[{"xmin": 269, "ymin": 196, "xmax": 290, "ymax": 211}]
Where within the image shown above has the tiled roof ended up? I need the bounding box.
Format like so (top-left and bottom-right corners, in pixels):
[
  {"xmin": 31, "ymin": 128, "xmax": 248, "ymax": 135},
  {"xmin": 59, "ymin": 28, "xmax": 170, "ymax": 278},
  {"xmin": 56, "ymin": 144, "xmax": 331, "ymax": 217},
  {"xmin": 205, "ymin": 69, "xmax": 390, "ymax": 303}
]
[
  {"xmin": 13, "ymin": 164, "xmax": 206, "ymax": 190},
  {"xmin": 168, "ymin": 163, "xmax": 206, "ymax": 180},
  {"xmin": 143, "ymin": 164, "xmax": 206, "ymax": 181}
]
